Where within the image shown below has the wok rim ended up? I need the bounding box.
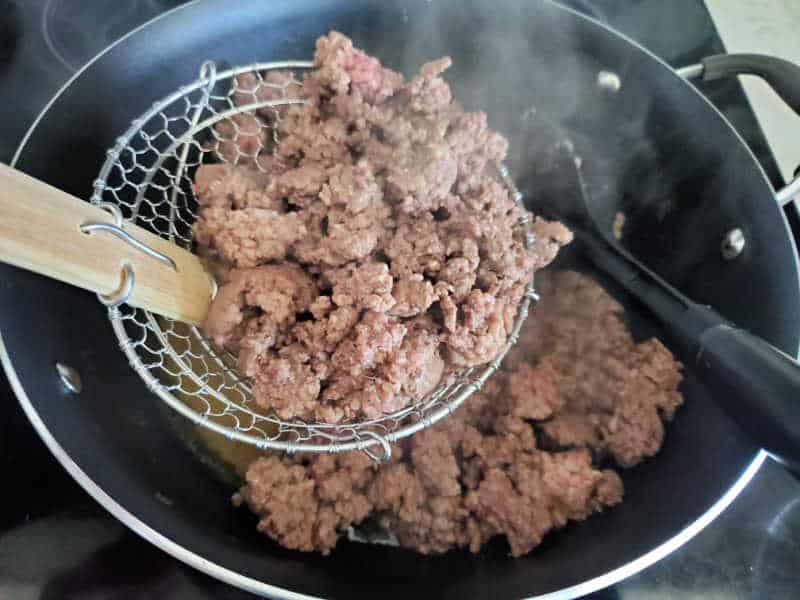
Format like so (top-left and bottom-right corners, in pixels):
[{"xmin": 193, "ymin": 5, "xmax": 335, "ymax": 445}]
[{"xmin": 3, "ymin": 0, "xmax": 789, "ymax": 598}]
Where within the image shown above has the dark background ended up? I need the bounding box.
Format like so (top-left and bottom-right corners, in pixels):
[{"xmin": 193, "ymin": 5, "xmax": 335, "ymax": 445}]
[{"xmin": 0, "ymin": 1, "xmax": 798, "ymax": 598}]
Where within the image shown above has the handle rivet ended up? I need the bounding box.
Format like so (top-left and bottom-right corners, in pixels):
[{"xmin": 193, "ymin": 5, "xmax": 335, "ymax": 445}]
[
  {"xmin": 721, "ymin": 228, "xmax": 746, "ymax": 260},
  {"xmin": 597, "ymin": 70, "xmax": 621, "ymax": 93},
  {"xmin": 56, "ymin": 363, "xmax": 82, "ymax": 394}
]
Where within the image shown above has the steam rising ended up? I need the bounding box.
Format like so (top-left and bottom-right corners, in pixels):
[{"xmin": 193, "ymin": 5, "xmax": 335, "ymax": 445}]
[{"xmin": 335, "ymin": 0, "xmax": 746, "ymax": 312}]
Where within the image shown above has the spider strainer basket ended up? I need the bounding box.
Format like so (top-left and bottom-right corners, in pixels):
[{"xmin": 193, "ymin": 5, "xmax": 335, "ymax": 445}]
[{"xmin": 93, "ymin": 61, "xmax": 536, "ymax": 461}]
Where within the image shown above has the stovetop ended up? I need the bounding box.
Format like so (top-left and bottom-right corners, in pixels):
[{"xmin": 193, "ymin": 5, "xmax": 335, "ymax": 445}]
[{"xmin": 1, "ymin": 1, "xmax": 799, "ymax": 599}]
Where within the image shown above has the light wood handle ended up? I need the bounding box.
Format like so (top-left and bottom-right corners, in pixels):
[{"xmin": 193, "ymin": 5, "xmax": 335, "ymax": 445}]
[{"xmin": 0, "ymin": 163, "xmax": 213, "ymax": 325}]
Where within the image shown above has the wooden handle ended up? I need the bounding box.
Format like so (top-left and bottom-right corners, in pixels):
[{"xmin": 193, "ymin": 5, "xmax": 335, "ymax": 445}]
[{"xmin": 0, "ymin": 163, "xmax": 213, "ymax": 325}]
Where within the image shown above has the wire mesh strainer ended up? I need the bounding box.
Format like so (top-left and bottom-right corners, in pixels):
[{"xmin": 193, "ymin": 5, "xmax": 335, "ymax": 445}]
[{"xmin": 93, "ymin": 60, "xmax": 536, "ymax": 461}]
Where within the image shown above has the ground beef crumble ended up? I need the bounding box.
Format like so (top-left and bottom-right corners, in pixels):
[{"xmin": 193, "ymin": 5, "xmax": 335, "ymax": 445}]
[
  {"xmin": 235, "ymin": 271, "xmax": 683, "ymax": 556},
  {"xmin": 195, "ymin": 32, "xmax": 571, "ymax": 422}
]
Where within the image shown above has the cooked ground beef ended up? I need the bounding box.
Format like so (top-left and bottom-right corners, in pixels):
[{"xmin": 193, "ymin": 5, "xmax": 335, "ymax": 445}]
[
  {"xmin": 195, "ymin": 32, "xmax": 570, "ymax": 422},
  {"xmin": 235, "ymin": 270, "xmax": 684, "ymax": 556}
]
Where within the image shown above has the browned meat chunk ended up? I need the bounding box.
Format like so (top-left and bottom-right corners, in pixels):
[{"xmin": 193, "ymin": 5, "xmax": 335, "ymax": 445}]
[
  {"xmin": 318, "ymin": 374, "xmax": 402, "ymax": 423},
  {"xmin": 236, "ymin": 453, "xmax": 376, "ymax": 555},
  {"xmin": 531, "ymin": 216, "xmax": 574, "ymax": 270},
  {"xmin": 389, "ymin": 275, "xmax": 436, "ymax": 318},
  {"xmin": 385, "ymin": 142, "xmax": 458, "ymax": 214},
  {"xmin": 446, "ymin": 112, "xmax": 509, "ymax": 193},
  {"xmin": 465, "ymin": 450, "xmax": 623, "ymax": 556},
  {"xmin": 293, "ymin": 304, "xmax": 359, "ymax": 355},
  {"xmin": 331, "ymin": 311, "xmax": 407, "ymax": 377},
  {"xmin": 403, "ymin": 58, "xmax": 453, "ymax": 114},
  {"xmin": 327, "ymin": 261, "xmax": 395, "ymax": 313},
  {"xmin": 540, "ymin": 411, "xmax": 602, "ymax": 449},
  {"xmin": 249, "ymin": 346, "xmax": 324, "ymax": 419},
  {"xmin": 268, "ymin": 163, "xmax": 329, "ymax": 209},
  {"xmin": 193, "ymin": 164, "xmax": 277, "ymax": 210},
  {"xmin": 203, "ymin": 265, "xmax": 317, "ymax": 349},
  {"xmin": 277, "ymin": 107, "xmax": 351, "ymax": 167},
  {"xmin": 194, "ymin": 207, "xmax": 306, "ymax": 268},
  {"xmin": 319, "ymin": 161, "xmax": 383, "ymax": 212},
  {"xmin": 508, "ymin": 359, "xmax": 564, "ymax": 420},
  {"xmin": 444, "ymin": 289, "xmax": 511, "ymax": 368},
  {"xmin": 308, "ymin": 31, "xmax": 403, "ymax": 104},
  {"xmin": 385, "ymin": 213, "xmax": 447, "ymax": 278},
  {"xmin": 380, "ymin": 319, "xmax": 444, "ymax": 400},
  {"xmin": 512, "ymin": 271, "xmax": 685, "ymax": 466},
  {"xmin": 293, "ymin": 200, "xmax": 391, "ymax": 268}
]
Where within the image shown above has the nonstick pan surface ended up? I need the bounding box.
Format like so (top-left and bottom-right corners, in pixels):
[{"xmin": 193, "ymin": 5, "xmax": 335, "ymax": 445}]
[{"xmin": 3, "ymin": 1, "xmax": 799, "ymax": 598}]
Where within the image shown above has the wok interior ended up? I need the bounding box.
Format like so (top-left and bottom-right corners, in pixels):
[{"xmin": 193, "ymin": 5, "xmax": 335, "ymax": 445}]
[{"xmin": 5, "ymin": 1, "xmax": 798, "ymax": 598}]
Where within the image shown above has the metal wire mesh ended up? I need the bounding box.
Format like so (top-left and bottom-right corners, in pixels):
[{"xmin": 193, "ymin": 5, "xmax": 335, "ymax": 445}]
[{"xmin": 92, "ymin": 60, "xmax": 536, "ymax": 459}]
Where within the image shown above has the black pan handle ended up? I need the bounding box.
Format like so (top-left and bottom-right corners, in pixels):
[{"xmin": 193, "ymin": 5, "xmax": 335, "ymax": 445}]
[
  {"xmin": 700, "ymin": 54, "xmax": 800, "ymax": 114},
  {"xmin": 579, "ymin": 233, "xmax": 800, "ymax": 472},
  {"xmin": 677, "ymin": 53, "xmax": 800, "ymax": 206},
  {"xmin": 696, "ymin": 323, "xmax": 800, "ymax": 472}
]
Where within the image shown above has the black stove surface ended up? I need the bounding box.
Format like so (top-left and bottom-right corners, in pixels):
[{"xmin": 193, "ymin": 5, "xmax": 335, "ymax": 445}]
[{"xmin": 1, "ymin": 1, "xmax": 799, "ymax": 599}]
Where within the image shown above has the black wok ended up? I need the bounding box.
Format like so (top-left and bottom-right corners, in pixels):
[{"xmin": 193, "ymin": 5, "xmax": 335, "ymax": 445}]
[{"xmin": 2, "ymin": 1, "xmax": 799, "ymax": 598}]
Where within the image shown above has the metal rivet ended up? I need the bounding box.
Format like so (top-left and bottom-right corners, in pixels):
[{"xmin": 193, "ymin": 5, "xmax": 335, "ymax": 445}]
[
  {"xmin": 155, "ymin": 492, "xmax": 174, "ymax": 506},
  {"xmin": 721, "ymin": 228, "xmax": 746, "ymax": 260},
  {"xmin": 597, "ymin": 70, "xmax": 621, "ymax": 93},
  {"xmin": 56, "ymin": 363, "xmax": 82, "ymax": 394}
]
